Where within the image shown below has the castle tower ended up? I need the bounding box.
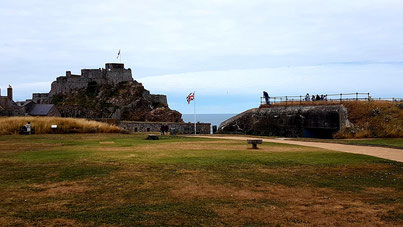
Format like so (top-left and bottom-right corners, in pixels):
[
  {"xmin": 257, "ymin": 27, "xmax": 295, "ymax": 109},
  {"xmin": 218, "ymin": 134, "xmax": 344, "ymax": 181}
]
[{"xmin": 7, "ymin": 85, "xmax": 12, "ymax": 100}]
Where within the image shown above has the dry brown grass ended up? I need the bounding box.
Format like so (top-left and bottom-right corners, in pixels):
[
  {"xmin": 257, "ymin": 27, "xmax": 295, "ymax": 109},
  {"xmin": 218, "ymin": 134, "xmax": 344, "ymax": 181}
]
[
  {"xmin": 0, "ymin": 116, "xmax": 123, "ymax": 135},
  {"xmin": 336, "ymin": 101, "xmax": 403, "ymax": 138},
  {"xmin": 168, "ymin": 168, "xmax": 402, "ymax": 226},
  {"xmin": 97, "ymin": 141, "xmax": 322, "ymax": 155},
  {"xmin": 29, "ymin": 181, "xmax": 91, "ymax": 197}
]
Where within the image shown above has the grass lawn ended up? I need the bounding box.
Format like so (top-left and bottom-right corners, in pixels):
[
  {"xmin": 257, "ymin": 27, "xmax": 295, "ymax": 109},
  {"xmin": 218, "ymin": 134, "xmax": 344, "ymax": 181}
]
[
  {"xmin": 0, "ymin": 133, "xmax": 402, "ymax": 226},
  {"xmin": 292, "ymin": 138, "xmax": 403, "ymax": 149}
]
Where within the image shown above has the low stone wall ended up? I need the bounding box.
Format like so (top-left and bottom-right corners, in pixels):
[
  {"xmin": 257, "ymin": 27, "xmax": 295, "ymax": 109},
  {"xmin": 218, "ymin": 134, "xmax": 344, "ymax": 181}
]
[{"xmin": 118, "ymin": 121, "xmax": 211, "ymax": 134}]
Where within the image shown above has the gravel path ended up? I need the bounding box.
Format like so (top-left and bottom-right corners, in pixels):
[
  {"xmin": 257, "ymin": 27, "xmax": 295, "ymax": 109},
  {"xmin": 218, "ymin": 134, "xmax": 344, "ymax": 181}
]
[{"xmin": 194, "ymin": 135, "xmax": 403, "ymax": 162}]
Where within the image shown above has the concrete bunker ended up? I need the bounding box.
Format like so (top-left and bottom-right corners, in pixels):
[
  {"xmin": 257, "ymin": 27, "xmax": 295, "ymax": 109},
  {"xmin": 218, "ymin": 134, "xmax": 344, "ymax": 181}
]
[{"xmin": 219, "ymin": 105, "xmax": 348, "ymax": 138}]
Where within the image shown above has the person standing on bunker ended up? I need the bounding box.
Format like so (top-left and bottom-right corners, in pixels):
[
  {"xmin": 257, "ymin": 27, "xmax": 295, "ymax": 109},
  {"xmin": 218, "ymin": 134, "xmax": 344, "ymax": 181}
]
[
  {"xmin": 263, "ymin": 91, "xmax": 270, "ymax": 105},
  {"xmin": 305, "ymin": 93, "xmax": 310, "ymax": 101}
]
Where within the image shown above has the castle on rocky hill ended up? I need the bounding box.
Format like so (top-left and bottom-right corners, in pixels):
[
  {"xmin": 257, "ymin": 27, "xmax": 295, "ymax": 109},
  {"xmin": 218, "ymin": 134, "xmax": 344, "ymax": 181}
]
[
  {"xmin": 2, "ymin": 63, "xmax": 182, "ymax": 122},
  {"xmin": 31, "ymin": 63, "xmax": 167, "ymax": 107}
]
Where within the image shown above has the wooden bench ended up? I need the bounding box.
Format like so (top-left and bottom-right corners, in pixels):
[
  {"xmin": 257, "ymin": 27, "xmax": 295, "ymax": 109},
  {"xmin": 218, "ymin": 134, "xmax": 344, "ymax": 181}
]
[
  {"xmin": 247, "ymin": 139, "xmax": 263, "ymax": 149},
  {"xmin": 146, "ymin": 134, "xmax": 159, "ymax": 140}
]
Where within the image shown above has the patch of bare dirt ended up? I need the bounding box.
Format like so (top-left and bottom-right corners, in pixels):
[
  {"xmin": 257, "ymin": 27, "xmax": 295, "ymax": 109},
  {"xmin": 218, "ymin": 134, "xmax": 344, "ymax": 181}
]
[
  {"xmin": 29, "ymin": 181, "xmax": 91, "ymax": 197},
  {"xmin": 0, "ymin": 142, "xmax": 58, "ymax": 153},
  {"xmin": 172, "ymin": 183, "xmax": 266, "ymax": 200},
  {"xmin": 33, "ymin": 218, "xmax": 86, "ymax": 226},
  {"xmin": 99, "ymin": 141, "xmax": 115, "ymax": 144},
  {"xmin": 0, "ymin": 217, "xmax": 27, "ymax": 226}
]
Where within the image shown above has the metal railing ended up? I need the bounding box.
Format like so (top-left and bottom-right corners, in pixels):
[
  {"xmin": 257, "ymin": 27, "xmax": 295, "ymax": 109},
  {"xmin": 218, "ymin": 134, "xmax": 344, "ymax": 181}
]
[{"xmin": 260, "ymin": 92, "xmax": 403, "ymax": 106}]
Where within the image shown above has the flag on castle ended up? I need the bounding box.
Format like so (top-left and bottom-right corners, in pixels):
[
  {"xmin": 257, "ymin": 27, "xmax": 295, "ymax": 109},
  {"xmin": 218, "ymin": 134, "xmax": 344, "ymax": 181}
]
[
  {"xmin": 116, "ymin": 49, "xmax": 121, "ymax": 59},
  {"xmin": 186, "ymin": 92, "xmax": 195, "ymax": 104}
]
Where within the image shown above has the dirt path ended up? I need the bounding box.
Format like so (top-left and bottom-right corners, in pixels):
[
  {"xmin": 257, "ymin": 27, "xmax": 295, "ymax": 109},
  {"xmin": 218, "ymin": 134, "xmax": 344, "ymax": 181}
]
[{"xmin": 193, "ymin": 135, "xmax": 403, "ymax": 162}]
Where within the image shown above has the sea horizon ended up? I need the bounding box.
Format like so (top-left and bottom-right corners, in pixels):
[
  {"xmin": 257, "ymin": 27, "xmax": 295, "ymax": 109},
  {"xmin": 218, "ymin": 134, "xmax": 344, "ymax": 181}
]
[{"xmin": 182, "ymin": 113, "xmax": 237, "ymax": 130}]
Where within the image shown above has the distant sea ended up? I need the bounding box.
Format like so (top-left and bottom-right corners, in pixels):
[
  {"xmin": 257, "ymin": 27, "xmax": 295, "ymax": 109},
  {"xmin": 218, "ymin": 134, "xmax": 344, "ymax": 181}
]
[{"xmin": 182, "ymin": 114, "xmax": 236, "ymax": 133}]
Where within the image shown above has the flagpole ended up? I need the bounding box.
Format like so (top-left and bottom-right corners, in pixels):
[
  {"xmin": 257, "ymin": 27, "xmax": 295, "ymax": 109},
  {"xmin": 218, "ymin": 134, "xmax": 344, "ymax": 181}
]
[
  {"xmin": 194, "ymin": 91, "xmax": 196, "ymax": 135},
  {"xmin": 194, "ymin": 92, "xmax": 196, "ymax": 135}
]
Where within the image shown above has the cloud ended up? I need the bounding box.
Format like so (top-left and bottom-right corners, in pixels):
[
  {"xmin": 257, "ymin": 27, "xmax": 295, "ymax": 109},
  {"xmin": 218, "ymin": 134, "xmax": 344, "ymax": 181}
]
[
  {"xmin": 0, "ymin": 82, "xmax": 51, "ymax": 101},
  {"xmin": 141, "ymin": 63, "xmax": 403, "ymax": 97},
  {"xmin": 1, "ymin": 0, "xmax": 403, "ymax": 112}
]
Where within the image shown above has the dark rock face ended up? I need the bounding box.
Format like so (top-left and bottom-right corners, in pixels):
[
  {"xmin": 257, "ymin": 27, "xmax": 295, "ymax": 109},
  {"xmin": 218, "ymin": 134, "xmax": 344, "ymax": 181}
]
[
  {"xmin": 53, "ymin": 81, "xmax": 182, "ymax": 122},
  {"xmin": 219, "ymin": 105, "xmax": 348, "ymax": 138},
  {"xmin": 144, "ymin": 107, "xmax": 183, "ymax": 122}
]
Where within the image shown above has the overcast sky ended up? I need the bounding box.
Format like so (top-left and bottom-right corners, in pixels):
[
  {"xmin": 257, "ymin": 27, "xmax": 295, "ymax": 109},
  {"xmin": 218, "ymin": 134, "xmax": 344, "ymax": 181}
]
[{"xmin": 1, "ymin": 0, "xmax": 402, "ymax": 114}]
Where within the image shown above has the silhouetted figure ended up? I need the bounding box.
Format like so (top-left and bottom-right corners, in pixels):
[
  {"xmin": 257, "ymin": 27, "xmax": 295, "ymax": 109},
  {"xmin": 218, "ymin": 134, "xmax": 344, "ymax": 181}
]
[
  {"xmin": 160, "ymin": 125, "xmax": 165, "ymax": 135},
  {"xmin": 164, "ymin": 125, "xmax": 169, "ymax": 135},
  {"xmin": 263, "ymin": 91, "xmax": 270, "ymax": 105},
  {"xmin": 305, "ymin": 93, "xmax": 310, "ymax": 101},
  {"xmin": 312, "ymin": 95, "xmax": 315, "ymax": 101},
  {"xmin": 316, "ymin": 94, "xmax": 320, "ymax": 101}
]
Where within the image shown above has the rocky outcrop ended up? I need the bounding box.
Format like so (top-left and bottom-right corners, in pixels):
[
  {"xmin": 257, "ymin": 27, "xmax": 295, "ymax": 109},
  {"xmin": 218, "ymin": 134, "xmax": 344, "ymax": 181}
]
[
  {"xmin": 52, "ymin": 80, "xmax": 182, "ymax": 122},
  {"xmin": 144, "ymin": 107, "xmax": 183, "ymax": 122},
  {"xmin": 219, "ymin": 105, "xmax": 348, "ymax": 138}
]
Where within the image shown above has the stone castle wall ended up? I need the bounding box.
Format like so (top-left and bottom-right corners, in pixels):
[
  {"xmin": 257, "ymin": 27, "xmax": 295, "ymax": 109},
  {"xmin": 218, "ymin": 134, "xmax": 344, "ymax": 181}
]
[
  {"xmin": 151, "ymin": 94, "xmax": 168, "ymax": 107},
  {"xmin": 32, "ymin": 93, "xmax": 51, "ymax": 104},
  {"xmin": 118, "ymin": 121, "xmax": 211, "ymax": 134},
  {"xmin": 49, "ymin": 63, "xmax": 133, "ymax": 96}
]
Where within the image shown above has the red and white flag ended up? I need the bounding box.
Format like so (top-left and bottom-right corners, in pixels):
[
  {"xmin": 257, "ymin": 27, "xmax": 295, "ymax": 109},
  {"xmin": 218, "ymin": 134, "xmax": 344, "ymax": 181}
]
[{"xmin": 186, "ymin": 92, "xmax": 195, "ymax": 104}]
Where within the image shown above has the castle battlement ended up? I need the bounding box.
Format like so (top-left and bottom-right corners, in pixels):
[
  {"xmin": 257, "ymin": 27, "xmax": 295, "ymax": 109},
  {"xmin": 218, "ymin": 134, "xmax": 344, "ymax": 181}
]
[{"xmin": 50, "ymin": 63, "xmax": 133, "ymax": 96}]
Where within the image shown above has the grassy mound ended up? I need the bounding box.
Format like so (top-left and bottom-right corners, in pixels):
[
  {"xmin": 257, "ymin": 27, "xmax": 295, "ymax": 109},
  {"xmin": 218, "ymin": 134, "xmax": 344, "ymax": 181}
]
[
  {"xmin": 335, "ymin": 101, "xmax": 403, "ymax": 138},
  {"xmin": 0, "ymin": 116, "xmax": 123, "ymax": 135}
]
